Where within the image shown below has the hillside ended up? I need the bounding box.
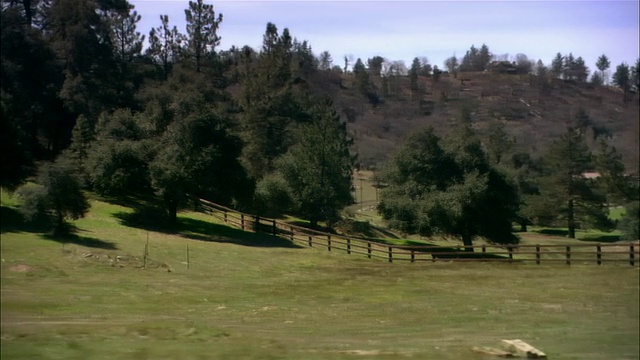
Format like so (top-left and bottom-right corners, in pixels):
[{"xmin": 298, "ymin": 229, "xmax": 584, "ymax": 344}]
[{"xmin": 302, "ymin": 71, "xmax": 640, "ymax": 170}]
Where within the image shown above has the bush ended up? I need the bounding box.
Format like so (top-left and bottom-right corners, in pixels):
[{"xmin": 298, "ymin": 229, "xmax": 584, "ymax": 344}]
[
  {"xmin": 253, "ymin": 173, "xmax": 293, "ymax": 217},
  {"xmin": 16, "ymin": 158, "xmax": 90, "ymax": 234},
  {"xmin": 16, "ymin": 183, "xmax": 48, "ymax": 224},
  {"xmin": 619, "ymin": 201, "xmax": 639, "ymax": 240}
]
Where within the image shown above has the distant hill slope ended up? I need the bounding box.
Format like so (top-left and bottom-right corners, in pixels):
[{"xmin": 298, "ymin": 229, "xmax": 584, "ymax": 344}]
[{"xmin": 303, "ymin": 71, "xmax": 639, "ymax": 170}]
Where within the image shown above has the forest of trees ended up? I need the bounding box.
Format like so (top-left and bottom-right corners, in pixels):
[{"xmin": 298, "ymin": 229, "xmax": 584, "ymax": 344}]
[{"xmin": 1, "ymin": 0, "xmax": 638, "ymax": 244}]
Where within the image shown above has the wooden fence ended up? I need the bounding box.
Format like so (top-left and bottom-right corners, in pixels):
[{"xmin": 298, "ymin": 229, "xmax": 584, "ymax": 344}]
[{"xmin": 199, "ymin": 199, "xmax": 639, "ymax": 266}]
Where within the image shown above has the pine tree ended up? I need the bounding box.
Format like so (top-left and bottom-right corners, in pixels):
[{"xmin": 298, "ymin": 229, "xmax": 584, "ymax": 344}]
[
  {"xmin": 107, "ymin": 3, "xmax": 145, "ymax": 63},
  {"xmin": 543, "ymin": 121, "xmax": 611, "ymax": 238},
  {"xmin": 631, "ymin": 58, "xmax": 640, "ymax": 90},
  {"xmin": 409, "ymin": 57, "xmax": 421, "ymax": 98},
  {"xmin": 278, "ymin": 97, "xmax": 355, "ymax": 227},
  {"xmin": 147, "ymin": 15, "xmax": 185, "ymax": 79},
  {"xmin": 596, "ymin": 54, "xmax": 610, "ymax": 85},
  {"xmin": 318, "ymin": 50, "xmax": 332, "ymax": 71},
  {"xmin": 184, "ymin": 0, "xmax": 223, "ymax": 73},
  {"xmin": 551, "ymin": 52, "xmax": 564, "ymax": 79}
]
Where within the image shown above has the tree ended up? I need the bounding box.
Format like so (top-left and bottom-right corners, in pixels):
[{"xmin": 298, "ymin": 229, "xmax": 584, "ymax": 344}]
[
  {"xmin": 595, "ymin": 54, "xmax": 610, "ymax": 85},
  {"xmin": 459, "ymin": 45, "xmax": 477, "ymax": 71},
  {"xmin": 595, "ymin": 139, "xmax": 638, "ymax": 204},
  {"xmin": 292, "ymin": 39, "xmax": 317, "ymax": 79},
  {"xmin": 551, "ymin": 52, "xmax": 563, "ymax": 79},
  {"xmin": 619, "ymin": 201, "xmax": 639, "ymax": 240},
  {"xmin": 572, "ymin": 56, "xmax": 589, "ymax": 82},
  {"xmin": 48, "ymin": 0, "xmax": 129, "ymax": 117},
  {"xmin": 563, "ymin": 53, "xmax": 575, "ymax": 80},
  {"xmin": 535, "ymin": 59, "xmax": 547, "ymax": 78},
  {"xmin": 277, "ymin": 97, "xmax": 354, "ymax": 227},
  {"xmin": 486, "ymin": 121, "xmax": 515, "ymax": 165},
  {"xmin": 444, "ymin": 56, "xmax": 458, "ymax": 75},
  {"xmin": 631, "ymin": 58, "xmax": 640, "ymax": 90},
  {"xmin": 84, "ymin": 109, "xmax": 151, "ymax": 196},
  {"xmin": 107, "ymin": 3, "xmax": 145, "ymax": 63},
  {"xmin": 150, "ymin": 110, "xmax": 250, "ymax": 223},
  {"xmin": 543, "ymin": 121, "xmax": 611, "ymax": 238},
  {"xmin": 318, "ymin": 50, "xmax": 332, "ymax": 71},
  {"xmin": 239, "ymin": 24, "xmax": 307, "ymax": 179},
  {"xmin": 352, "ymin": 58, "xmax": 379, "ymax": 105},
  {"xmin": 17, "ymin": 158, "xmax": 90, "ymax": 234},
  {"xmin": 590, "ymin": 71, "xmax": 603, "ymax": 86},
  {"xmin": 367, "ymin": 56, "xmax": 384, "ymax": 76},
  {"xmin": 477, "ymin": 44, "xmax": 492, "ymax": 71},
  {"xmin": 184, "ymin": 0, "xmax": 223, "ymax": 73},
  {"xmin": 147, "ymin": 15, "xmax": 185, "ymax": 78},
  {"xmin": 409, "ymin": 57, "xmax": 421, "ymax": 97},
  {"xmin": 418, "ymin": 57, "xmax": 432, "ymax": 77},
  {"xmin": 612, "ymin": 62, "xmax": 631, "ymax": 103},
  {"xmin": 514, "ymin": 53, "xmax": 533, "ymax": 74},
  {"xmin": 612, "ymin": 62, "xmax": 630, "ymax": 90},
  {"xmin": 378, "ymin": 124, "xmax": 520, "ymax": 252}
]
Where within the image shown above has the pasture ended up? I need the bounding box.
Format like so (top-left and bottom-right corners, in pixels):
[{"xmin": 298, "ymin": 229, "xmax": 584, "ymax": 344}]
[{"xmin": 1, "ymin": 192, "xmax": 639, "ymax": 359}]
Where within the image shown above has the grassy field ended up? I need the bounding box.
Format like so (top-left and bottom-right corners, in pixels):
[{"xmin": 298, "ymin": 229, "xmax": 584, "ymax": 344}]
[{"xmin": 1, "ymin": 191, "xmax": 639, "ymax": 360}]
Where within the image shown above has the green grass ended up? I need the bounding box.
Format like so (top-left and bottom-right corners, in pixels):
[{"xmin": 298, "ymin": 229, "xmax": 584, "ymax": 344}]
[
  {"xmin": 609, "ymin": 206, "xmax": 626, "ymax": 221},
  {"xmin": 1, "ymin": 191, "xmax": 639, "ymax": 359}
]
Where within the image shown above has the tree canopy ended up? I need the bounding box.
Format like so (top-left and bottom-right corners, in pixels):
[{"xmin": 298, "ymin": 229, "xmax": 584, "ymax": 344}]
[
  {"xmin": 378, "ymin": 124, "xmax": 520, "ymax": 251},
  {"xmin": 277, "ymin": 97, "xmax": 355, "ymax": 226}
]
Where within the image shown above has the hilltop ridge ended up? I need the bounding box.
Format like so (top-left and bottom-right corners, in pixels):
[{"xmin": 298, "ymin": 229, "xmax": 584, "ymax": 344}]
[{"xmin": 297, "ymin": 70, "xmax": 639, "ymax": 169}]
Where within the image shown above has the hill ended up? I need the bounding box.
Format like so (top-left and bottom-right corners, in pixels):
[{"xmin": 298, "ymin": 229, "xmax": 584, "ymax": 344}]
[{"xmin": 300, "ymin": 70, "xmax": 639, "ymax": 170}]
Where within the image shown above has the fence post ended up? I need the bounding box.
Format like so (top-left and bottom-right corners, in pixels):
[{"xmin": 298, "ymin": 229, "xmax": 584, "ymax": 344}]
[
  {"xmin": 482, "ymin": 245, "xmax": 486, "ymax": 254},
  {"xmin": 241, "ymin": 214, "xmax": 244, "ymax": 230},
  {"xmin": 255, "ymin": 216, "xmax": 260, "ymax": 233},
  {"xmin": 388, "ymin": 247, "xmax": 393, "ymax": 263},
  {"xmin": 566, "ymin": 246, "xmax": 571, "ymax": 265},
  {"xmin": 308, "ymin": 235, "xmax": 312, "ymax": 247},
  {"xmin": 597, "ymin": 244, "xmax": 602, "ymax": 265},
  {"xmin": 272, "ymin": 220, "xmax": 277, "ymax": 236},
  {"xmin": 367, "ymin": 242, "xmax": 372, "ymax": 258},
  {"xmin": 327, "ymin": 235, "xmax": 331, "ymax": 251},
  {"xmin": 224, "ymin": 210, "xmax": 227, "ymax": 223},
  {"xmin": 508, "ymin": 245, "xmax": 513, "ymax": 263},
  {"xmin": 536, "ymin": 245, "xmax": 541, "ymax": 265},
  {"xmin": 630, "ymin": 243, "xmax": 635, "ymax": 266},
  {"xmin": 411, "ymin": 249, "xmax": 415, "ymax": 263},
  {"xmin": 347, "ymin": 238, "xmax": 351, "ymax": 254}
]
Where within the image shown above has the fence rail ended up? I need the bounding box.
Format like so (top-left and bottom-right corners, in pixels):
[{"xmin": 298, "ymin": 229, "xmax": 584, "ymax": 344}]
[{"xmin": 199, "ymin": 199, "xmax": 639, "ymax": 266}]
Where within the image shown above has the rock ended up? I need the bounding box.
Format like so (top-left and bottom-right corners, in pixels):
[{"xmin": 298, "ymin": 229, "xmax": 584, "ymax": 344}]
[
  {"xmin": 501, "ymin": 339, "xmax": 547, "ymax": 359},
  {"xmin": 471, "ymin": 347, "xmax": 515, "ymax": 357}
]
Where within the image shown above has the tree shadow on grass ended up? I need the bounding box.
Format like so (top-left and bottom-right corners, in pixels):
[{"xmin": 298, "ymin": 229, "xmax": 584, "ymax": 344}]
[
  {"xmin": 40, "ymin": 231, "xmax": 118, "ymax": 250},
  {"xmin": 533, "ymin": 228, "xmax": 570, "ymax": 237},
  {"xmin": 532, "ymin": 228, "xmax": 623, "ymax": 243},
  {"xmin": 113, "ymin": 207, "xmax": 302, "ymax": 249},
  {"xmin": 177, "ymin": 218, "xmax": 302, "ymax": 248},
  {"xmin": 0, "ymin": 206, "xmax": 49, "ymax": 234},
  {"xmin": 576, "ymin": 234, "xmax": 623, "ymax": 243}
]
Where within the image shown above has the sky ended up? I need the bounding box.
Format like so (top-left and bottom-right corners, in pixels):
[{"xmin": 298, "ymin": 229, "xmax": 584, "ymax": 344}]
[{"xmin": 130, "ymin": 0, "xmax": 639, "ymax": 73}]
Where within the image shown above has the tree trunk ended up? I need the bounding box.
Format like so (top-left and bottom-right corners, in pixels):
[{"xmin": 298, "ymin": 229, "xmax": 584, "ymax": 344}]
[
  {"xmin": 567, "ymin": 198, "xmax": 576, "ymax": 238},
  {"xmin": 462, "ymin": 234, "xmax": 474, "ymax": 253},
  {"xmin": 519, "ymin": 221, "xmax": 528, "ymax": 232},
  {"xmin": 167, "ymin": 202, "xmax": 178, "ymax": 224}
]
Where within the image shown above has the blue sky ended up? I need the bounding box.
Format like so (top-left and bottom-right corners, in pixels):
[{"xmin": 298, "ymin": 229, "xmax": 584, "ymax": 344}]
[{"xmin": 130, "ymin": 0, "xmax": 639, "ymax": 73}]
